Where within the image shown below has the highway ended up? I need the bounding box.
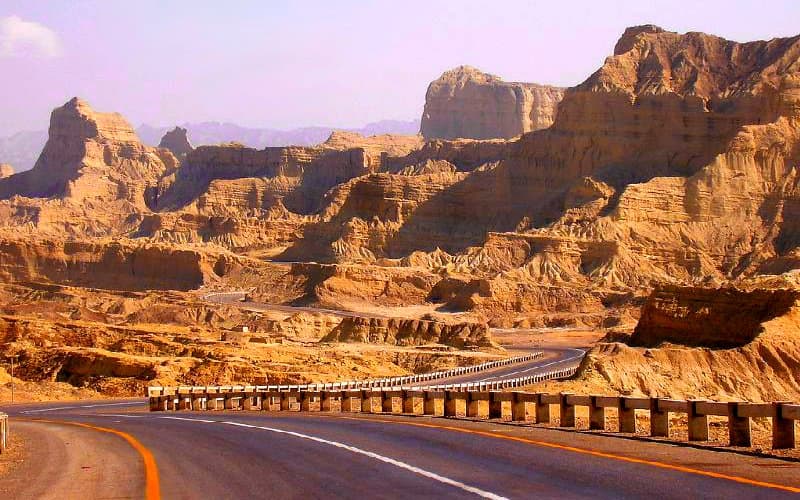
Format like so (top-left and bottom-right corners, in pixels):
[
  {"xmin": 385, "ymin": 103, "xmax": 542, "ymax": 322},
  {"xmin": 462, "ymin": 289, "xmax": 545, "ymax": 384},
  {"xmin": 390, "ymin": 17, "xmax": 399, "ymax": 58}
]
[
  {"xmin": 204, "ymin": 291, "xmax": 393, "ymax": 319},
  {"xmin": 402, "ymin": 347, "xmax": 585, "ymax": 388},
  {"xmin": 203, "ymin": 290, "xmax": 588, "ymax": 388},
  {"xmin": 3, "ymin": 296, "xmax": 798, "ymax": 498},
  {"xmin": 4, "ymin": 400, "xmax": 800, "ymax": 499}
]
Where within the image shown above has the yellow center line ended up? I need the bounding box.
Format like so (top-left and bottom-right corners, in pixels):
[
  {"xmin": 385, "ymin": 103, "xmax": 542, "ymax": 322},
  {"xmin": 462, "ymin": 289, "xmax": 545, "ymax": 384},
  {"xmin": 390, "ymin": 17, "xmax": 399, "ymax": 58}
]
[
  {"xmin": 320, "ymin": 414, "xmax": 800, "ymax": 494},
  {"xmin": 27, "ymin": 418, "xmax": 160, "ymax": 500}
]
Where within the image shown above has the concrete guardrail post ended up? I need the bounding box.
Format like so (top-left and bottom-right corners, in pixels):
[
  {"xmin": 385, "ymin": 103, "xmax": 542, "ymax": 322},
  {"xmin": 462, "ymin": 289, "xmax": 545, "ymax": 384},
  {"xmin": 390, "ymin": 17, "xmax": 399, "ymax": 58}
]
[
  {"xmin": 727, "ymin": 402, "xmax": 751, "ymax": 447},
  {"xmin": 301, "ymin": 391, "xmax": 322, "ymax": 412},
  {"xmin": 559, "ymin": 393, "xmax": 576, "ymax": 427},
  {"xmin": 149, "ymin": 396, "xmax": 162, "ymax": 411},
  {"xmin": 263, "ymin": 391, "xmax": 281, "ymax": 411},
  {"xmin": 205, "ymin": 389, "xmax": 222, "ymax": 411},
  {"xmin": 382, "ymin": 390, "xmax": 404, "ymax": 414},
  {"xmin": 511, "ymin": 392, "xmax": 535, "ymax": 422},
  {"xmin": 321, "ymin": 391, "xmax": 343, "ymax": 412},
  {"xmin": 618, "ymin": 397, "xmax": 636, "ymax": 433},
  {"xmin": 687, "ymin": 400, "xmax": 709, "ymax": 441},
  {"xmin": 362, "ymin": 390, "xmax": 382, "ymax": 413},
  {"xmin": 190, "ymin": 388, "xmax": 208, "ymax": 411},
  {"xmin": 490, "ymin": 392, "xmax": 513, "ymax": 421},
  {"xmin": 445, "ymin": 391, "xmax": 468, "ymax": 418},
  {"xmin": 650, "ymin": 398, "xmax": 669, "ymax": 437},
  {"xmin": 242, "ymin": 392, "xmax": 260, "ymax": 411},
  {"xmin": 773, "ymin": 402, "xmax": 796, "ymax": 449},
  {"xmin": 589, "ymin": 396, "xmax": 606, "ymax": 431},
  {"xmin": 467, "ymin": 391, "xmax": 491, "ymax": 420},
  {"xmin": 402, "ymin": 390, "xmax": 425, "ymax": 414},
  {"xmin": 535, "ymin": 394, "xmax": 551, "ymax": 424},
  {"xmin": 232, "ymin": 392, "xmax": 248, "ymax": 410},
  {"xmin": 341, "ymin": 391, "xmax": 362, "ymax": 413},
  {"xmin": 281, "ymin": 391, "xmax": 301, "ymax": 412},
  {"xmin": 0, "ymin": 413, "xmax": 6, "ymax": 453},
  {"xmin": 424, "ymin": 390, "xmax": 445, "ymax": 416},
  {"xmin": 222, "ymin": 392, "xmax": 237, "ymax": 410}
]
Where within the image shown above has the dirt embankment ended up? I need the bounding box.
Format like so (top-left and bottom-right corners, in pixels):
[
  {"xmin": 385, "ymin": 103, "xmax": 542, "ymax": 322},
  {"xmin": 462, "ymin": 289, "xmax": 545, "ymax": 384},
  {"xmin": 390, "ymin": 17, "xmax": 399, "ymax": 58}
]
[
  {"xmin": 630, "ymin": 285, "xmax": 800, "ymax": 348},
  {"xmin": 0, "ymin": 238, "xmax": 240, "ymax": 292},
  {"xmin": 0, "ymin": 282, "xmax": 500, "ymax": 400},
  {"xmin": 558, "ymin": 284, "xmax": 800, "ymax": 402}
]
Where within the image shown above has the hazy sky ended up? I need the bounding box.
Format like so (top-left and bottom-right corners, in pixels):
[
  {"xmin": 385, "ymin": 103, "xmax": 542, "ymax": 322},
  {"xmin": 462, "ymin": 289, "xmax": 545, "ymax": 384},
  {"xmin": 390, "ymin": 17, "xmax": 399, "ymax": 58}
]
[{"xmin": 1, "ymin": 0, "xmax": 799, "ymax": 136}]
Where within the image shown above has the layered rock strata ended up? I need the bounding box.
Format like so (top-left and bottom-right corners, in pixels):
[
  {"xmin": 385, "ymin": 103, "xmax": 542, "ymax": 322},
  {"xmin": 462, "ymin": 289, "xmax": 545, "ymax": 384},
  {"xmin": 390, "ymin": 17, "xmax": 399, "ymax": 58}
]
[
  {"xmin": 630, "ymin": 285, "xmax": 800, "ymax": 347},
  {"xmin": 421, "ymin": 65, "xmax": 565, "ymax": 140},
  {"xmin": 324, "ymin": 316, "xmax": 496, "ymax": 348}
]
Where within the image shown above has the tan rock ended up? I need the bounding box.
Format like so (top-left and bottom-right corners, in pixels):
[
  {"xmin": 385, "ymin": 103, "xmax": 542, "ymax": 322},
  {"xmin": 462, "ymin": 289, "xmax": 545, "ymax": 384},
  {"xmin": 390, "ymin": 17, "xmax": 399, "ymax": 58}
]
[
  {"xmin": 631, "ymin": 285, "xmax": 800, "ymax": 347},
  {"xmin": 0, "ymin": 97, "xmax": 176, "ymax": 209},
  {"xmin": 158, "ymin": 126, "xmax": 193, "ymax": 159},
  {"xmin": 421, "ymin": 65, "xmax": 565, "ymax": 140},
  {"xmin": 323, "ymin": 316, "xmax": 497, "ymax": 349}
]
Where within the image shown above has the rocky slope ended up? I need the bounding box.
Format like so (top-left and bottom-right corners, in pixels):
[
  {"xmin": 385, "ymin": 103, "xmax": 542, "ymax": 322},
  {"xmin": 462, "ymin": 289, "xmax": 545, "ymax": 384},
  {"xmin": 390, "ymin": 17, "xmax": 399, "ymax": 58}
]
[
  {"xmin": 324, "ymin": 316, "xmax": 496, "ymax": 348},
  {"xmin": 630, "ymin": 285, "xmax": 800, "ymax": 347},
  {"xmin": 552, "ymin": 282, "xmax": 800, "ymax": 402},
  {"xmin": 0, "ymin": 237, "xmax": 240, "ymax": 291},
  {"xmin": 421, "ymin": 66, "xmax": 565, "ymax": 140},
  {"xmin": 0, "ymin": 281, "xmax": 499, "ymax": 396},
  {"xmin": 271, "ymin": 25, "xmax": 800, "ymax": 325}
]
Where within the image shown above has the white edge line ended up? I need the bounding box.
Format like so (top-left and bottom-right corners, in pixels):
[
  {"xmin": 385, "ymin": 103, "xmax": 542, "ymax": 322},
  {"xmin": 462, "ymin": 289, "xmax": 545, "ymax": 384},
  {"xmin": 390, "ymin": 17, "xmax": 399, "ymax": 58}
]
[
  {"xmin": 154, "ymin": 415, "xmax": 507, "ymax": 499},
  {"xmin": 22, "ymin": 401, "xmax": 143, "ymax": 414}
]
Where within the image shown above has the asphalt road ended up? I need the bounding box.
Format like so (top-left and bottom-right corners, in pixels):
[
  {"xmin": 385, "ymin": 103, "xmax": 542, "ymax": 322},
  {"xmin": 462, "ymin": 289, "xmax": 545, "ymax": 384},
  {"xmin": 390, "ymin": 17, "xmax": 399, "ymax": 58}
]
[
  {"xmin": 204, "ymin": 290, "xmax": 588, "ymax": 388},
  {"xmin": 404, "ymin": 347, "xmax": 585, "ymax": 387},
  {"xmin": 4, "ymin": 401, "xmax": 800, "ymax": 499},
  {"xmin": 2, "ymin": 297, "xmax": 796, "ymax": 498}
]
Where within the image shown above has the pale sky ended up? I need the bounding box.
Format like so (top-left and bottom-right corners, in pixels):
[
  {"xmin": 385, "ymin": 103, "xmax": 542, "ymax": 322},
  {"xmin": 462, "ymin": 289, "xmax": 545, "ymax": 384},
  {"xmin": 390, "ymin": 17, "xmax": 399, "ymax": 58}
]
[{"xmin": 1, "ymin": 0, "xmax": 799, "ymax": 136}]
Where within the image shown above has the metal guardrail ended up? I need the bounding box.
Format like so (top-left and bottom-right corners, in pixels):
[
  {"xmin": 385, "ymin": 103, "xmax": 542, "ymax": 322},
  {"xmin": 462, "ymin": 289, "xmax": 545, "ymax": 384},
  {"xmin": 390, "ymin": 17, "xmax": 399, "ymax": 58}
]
[{"xmin": 148, "ymin": 352, "xmax": 548, "ymax": 397}]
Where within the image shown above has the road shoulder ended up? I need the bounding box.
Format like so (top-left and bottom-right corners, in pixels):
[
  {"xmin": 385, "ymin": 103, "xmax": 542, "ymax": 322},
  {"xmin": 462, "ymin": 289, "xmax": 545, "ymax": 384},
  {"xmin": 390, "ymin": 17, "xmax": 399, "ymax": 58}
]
[{"xmin": 0, "ymin": 420, "xmax": 145, "ymax": 500}]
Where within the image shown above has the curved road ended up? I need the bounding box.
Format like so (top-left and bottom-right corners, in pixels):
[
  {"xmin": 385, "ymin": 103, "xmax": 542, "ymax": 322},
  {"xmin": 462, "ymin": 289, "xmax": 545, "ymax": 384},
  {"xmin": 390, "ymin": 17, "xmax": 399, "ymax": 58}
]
[
  {"xmin": 3, "ymin": 295, "xmax": 798, "ymax": 497},
  {"xmin": 204, "ymin": 291, "xmax": 588, "ymax": 387},
  {"xmin": 401, "ymin": 347, "xmax": 585, "ymax": 388},
  {"xmin": 4, "ymin": 401, "xmax": 800, "ymax": 499}
]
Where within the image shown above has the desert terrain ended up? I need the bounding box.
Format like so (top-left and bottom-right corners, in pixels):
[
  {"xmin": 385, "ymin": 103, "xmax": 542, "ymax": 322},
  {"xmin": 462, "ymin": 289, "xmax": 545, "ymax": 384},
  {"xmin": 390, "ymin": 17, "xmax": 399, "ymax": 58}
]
[{"xmin": 0, "ymin": 24, "xmax": 798, "ymax": 414}]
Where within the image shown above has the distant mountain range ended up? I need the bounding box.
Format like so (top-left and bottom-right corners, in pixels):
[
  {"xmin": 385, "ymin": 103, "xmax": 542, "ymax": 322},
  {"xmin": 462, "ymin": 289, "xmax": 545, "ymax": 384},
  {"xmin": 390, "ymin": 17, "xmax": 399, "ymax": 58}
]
[
  {"xmin": 0, "ymin": 119, "xmax": 421, "ymax": 172},
  {"xmin": 0, "ymin": 130, "xmax": 47, "ymax": 172}
]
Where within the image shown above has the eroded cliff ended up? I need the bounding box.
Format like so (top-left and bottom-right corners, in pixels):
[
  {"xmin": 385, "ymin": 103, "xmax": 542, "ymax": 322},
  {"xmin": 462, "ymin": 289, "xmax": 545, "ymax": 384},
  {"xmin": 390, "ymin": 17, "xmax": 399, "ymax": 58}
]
[{"xmin": 421, "ymin": 66, "xmax": 565, "ymax": 140}]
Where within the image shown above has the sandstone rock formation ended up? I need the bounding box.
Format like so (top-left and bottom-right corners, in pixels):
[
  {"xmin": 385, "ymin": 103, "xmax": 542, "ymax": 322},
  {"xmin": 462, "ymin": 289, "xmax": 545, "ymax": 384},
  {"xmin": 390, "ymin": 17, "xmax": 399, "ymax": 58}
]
[
  {"xmin": 285, "ymin": 25, "xmax": 800, "ymax": 319},
  {"xmin": 158, "ymin": 126, "xmax": 193, "ymax": 160},
  {"xmin": 1, "ymin": 26, "xmax": 800, "ymax": 400},
  {"xmin": 324, "ymin": 316, "xmax": 496, "ymax": 348},
  {"xmin": 321, "ymin": 130, "xmax": 423, "ymax": 158},
  {"xmin": 0, "ymin": 164, "xmax": 13, "ymax": 178},
  {"xmin": 552, "ymin": 282, "xmax": 800, "ymax": 403},
  {"xmin": 0, "ymin": 237, "xmax": 240, "ymax": 291},
  {"xmin": 0, "ymin": 97, "xmax": 176, "ymax": 206},
  {"xmin": 630, "ymin": 285, "xmax": 800, "ymax": 347},
  {"xmin": 420, "ymin": 66, "xmax": 565, "ymax": 140}
]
